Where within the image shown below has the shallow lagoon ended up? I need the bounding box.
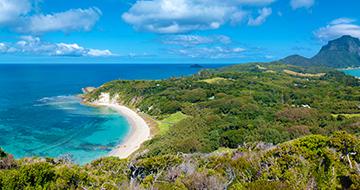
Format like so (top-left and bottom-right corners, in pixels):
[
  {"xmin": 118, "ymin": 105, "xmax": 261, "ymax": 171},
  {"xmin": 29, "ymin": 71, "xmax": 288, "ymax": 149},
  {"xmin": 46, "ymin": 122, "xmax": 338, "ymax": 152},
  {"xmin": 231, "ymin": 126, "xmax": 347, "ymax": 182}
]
[{"xmin": 0, "ymin": 64, "xmax": 225, "ymax": 164}]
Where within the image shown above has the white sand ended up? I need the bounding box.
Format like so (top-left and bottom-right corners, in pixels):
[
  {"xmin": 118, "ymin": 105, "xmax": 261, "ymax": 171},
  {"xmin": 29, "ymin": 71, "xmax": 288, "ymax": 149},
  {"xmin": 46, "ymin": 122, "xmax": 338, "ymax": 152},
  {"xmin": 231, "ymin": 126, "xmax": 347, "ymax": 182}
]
[{"xmin": 91, "ymin": 93, "xmax": 151, "ymax": 159}]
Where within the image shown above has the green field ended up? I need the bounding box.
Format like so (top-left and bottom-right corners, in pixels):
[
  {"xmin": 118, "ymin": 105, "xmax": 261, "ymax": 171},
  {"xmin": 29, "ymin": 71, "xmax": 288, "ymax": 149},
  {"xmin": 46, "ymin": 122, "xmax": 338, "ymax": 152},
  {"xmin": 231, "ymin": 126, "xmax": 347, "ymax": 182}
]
[
  {"xmin": 201, "ymin": 77, "xmax": 230, "ymax": 84},
  {"xmin": 157, "ymin": 112, "xmax": 189, "ymax": 134}
]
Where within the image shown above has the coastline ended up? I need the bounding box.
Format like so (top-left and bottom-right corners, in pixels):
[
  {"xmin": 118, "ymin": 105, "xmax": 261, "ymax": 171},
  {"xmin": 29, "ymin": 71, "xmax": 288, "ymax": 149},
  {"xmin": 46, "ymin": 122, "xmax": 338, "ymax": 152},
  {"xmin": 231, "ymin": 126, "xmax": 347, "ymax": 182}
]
[
  {"xmin": 338, "ymin": 66, "xmax": 360, "ymax": 71},
  {"xmin": 87, "ymin": 93, "xmax": 151, "ymax": 159},
  {"xmin": 340, "ymin": 68, "xmax": 360, "ymax": 79}
]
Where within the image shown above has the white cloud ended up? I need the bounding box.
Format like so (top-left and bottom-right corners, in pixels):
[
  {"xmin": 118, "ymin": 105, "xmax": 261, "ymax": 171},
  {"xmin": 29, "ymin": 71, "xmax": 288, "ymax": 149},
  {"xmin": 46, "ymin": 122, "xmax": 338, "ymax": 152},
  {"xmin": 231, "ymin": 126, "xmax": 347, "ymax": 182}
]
[
  {"xmin": 54, "ymin": 43, "xmax": 87, "ymax": 57},
  {"xmin": 230, "ymin": 11, "xmax": 248, "ymax": 25},
  {"xmin": 17, "ymin": 8, "xmax": 101, "ymax": 33},
  {"xmin": 0, "ymin": 0, "xmax": 101, "ymax": 34},
  {"xmin": 127, "ymin": 52, "xmax": 154, "ymax": 58},
  {"xmin": 163, "ymin": 34, "xmax": 247, "ymax": 59},
  {"xmin": 162, "ymin": 35, "xmax": 231, "ymax": 46},
  {"xmin": 314, "ymin": 18, "xmax": 360, "ymax": 41},
  {"xmin": 0, "ymin": 0, "xmax": 31, "ymax": 24},
  {"xmin": 265, "ymin": 55, "xmax": 274, "ymax": 59},
  {"xmin": 88, "ymin": 49, "xmax": 113, "ymax": 57},
  {"xmin": 1, "ymin": 36, "xmax": 113, "ymax": 57},
  {"xmin": 0, "ymin": 43, "xmax": 8, "ymax": 52},
  {"xmin": 248, "ymin": 8, "xmax": 272, "ymax": 26},
  {"xmin": 174, "ymin": 46, "xmax": 246, "ymax": 59},
  {"xmin": 122, "ymin": 0, "xmax": 275, "ymax": 33},
  {"xmin": 330, "ymin": 18, "xmax": 356, "ymax": 25},
  {"xmin": 290, "ymin": 0, "xmax": 314, "ymax": 9},
  {"xmin": 122, "ymin": 0, "xmax": 229, "ymax": 33},
  {"xmin": 235, "ymin": 0, "xmax": 276, "ymax": 6}
]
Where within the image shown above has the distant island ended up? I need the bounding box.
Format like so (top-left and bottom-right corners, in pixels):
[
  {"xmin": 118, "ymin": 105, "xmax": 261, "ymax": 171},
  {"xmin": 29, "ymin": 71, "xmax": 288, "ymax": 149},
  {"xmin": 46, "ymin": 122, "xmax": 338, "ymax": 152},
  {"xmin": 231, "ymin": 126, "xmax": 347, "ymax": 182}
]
[
  {"xmin": 190, "ymin": 64, "xmax": 203, "ymax": 68},
  {"xmin": 0, "ymin": 36, "xmax": 359, "ymax": 189}
]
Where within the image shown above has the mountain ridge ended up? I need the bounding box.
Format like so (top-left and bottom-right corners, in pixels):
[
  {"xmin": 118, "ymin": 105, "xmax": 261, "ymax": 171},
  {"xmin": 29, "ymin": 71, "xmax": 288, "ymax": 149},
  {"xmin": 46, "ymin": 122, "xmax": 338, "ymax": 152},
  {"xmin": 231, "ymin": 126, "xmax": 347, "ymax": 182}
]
[{"xmin": 281, "ymin": 35, "xmax": 360, "ymax": 68}]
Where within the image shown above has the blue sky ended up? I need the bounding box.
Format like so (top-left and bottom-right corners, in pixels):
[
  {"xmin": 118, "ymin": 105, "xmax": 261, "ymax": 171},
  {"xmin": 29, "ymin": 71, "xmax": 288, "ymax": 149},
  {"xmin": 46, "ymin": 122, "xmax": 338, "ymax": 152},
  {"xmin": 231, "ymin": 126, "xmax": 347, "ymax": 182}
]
[{"xmin": 0, "ymin": 0, "xmax": 359, "ymax": 63}]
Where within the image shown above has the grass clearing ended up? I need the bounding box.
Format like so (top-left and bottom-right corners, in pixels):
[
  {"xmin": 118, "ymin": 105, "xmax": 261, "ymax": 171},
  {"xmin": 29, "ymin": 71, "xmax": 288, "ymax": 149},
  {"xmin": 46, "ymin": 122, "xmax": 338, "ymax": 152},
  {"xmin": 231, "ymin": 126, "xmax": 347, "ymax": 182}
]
[
  {"xmin": 331, "ymin": 114, "xmax": 360, "ymax": 119},
  {"xmin": 283, "ymin": 69, "xmax": 326, "ymax": 77},
  {"xmin": 201, "ymin": 77, "xmax": 230, "ymax": 84},
  {"xmin": 157, "ymin": 112, "xmax": 189, "ymax": 134}
]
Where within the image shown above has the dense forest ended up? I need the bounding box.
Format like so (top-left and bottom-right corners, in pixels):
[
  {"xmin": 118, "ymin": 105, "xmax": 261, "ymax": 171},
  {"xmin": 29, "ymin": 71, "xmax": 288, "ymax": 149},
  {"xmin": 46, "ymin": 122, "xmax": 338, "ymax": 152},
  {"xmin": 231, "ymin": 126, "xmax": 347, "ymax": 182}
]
[{"xmin": 0, "ymin": 63, "xmax": 359, "ymax": 189}]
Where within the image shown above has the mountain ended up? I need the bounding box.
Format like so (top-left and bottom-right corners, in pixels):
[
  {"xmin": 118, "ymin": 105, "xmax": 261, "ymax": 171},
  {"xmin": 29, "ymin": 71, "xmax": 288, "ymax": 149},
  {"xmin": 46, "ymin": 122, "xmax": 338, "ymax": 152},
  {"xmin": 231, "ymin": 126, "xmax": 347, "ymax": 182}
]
[
  {"xmin": 281, "ymin": 35, "xmax": 360, "ymax": 68},
  {"xmin": 280, "ymin": 54, "xmax": 312, "ymax": 66}
]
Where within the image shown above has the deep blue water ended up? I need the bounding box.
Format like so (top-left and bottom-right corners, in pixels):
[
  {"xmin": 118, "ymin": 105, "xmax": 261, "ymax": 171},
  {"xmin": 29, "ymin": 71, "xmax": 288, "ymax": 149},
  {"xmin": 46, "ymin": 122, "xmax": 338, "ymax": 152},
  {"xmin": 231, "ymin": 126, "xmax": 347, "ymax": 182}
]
[{"xmin": 0, "ymin": 64, "xmax": 226, "ymax": 164}]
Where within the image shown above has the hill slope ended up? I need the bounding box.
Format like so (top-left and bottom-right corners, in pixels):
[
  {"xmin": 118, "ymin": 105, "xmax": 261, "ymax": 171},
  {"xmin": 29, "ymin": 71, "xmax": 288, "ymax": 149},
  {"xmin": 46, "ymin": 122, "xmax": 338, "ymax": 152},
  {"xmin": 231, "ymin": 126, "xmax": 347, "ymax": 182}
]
[
  {"xmin": 282, "ymin": 35, "xmax": 360, "ymax": 68},
  {"xmin": 1, "ymin": 64, "xmax": 359, "ymax": 189}
]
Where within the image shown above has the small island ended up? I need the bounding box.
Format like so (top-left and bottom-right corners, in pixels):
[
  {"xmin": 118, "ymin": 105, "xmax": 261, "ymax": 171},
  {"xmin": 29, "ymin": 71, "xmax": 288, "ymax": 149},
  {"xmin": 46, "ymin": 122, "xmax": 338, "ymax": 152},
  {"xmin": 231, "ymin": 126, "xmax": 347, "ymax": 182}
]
[{"xmin": 190, "ymin": 64, "xmax": 203, "ymax": 68}]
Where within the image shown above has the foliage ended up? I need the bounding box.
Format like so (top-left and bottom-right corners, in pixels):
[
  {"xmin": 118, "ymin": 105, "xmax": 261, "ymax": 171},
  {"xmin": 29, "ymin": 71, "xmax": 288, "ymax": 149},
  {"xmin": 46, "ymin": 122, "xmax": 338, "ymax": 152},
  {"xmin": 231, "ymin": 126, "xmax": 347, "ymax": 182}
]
[
  {"xmin": 2, "ymin": 132, "xmax": 358, "ymax": 189},
  {"xmin": 85, "ymin": 63, "xmax": 360, "ymax": 156},
  {"xmin": 157, "ymin": 112, "xmax": 189, "ymax": 134},
  {"xmin": 1, "ymin": 62, "xmax": 360, "ymax": 189}
]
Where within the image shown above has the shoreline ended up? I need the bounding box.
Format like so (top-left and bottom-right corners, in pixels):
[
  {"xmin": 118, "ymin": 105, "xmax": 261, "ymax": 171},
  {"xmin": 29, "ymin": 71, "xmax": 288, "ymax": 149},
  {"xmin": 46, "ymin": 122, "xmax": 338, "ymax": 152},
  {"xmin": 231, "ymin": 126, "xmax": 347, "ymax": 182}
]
[
  {"xmin": 338, "ymin": 67, "xmax": 360, "ymax": 71},
  {"xmin": 87, "ymin": 93, "xmax": 151, "ymax": 159}
]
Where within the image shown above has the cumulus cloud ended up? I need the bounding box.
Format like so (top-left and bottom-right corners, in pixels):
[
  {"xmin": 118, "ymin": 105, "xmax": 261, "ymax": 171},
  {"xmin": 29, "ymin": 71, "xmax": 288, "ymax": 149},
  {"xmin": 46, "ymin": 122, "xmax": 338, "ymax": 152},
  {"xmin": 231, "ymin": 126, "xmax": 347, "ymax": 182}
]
[
  {"xmin": 0, "ymin": 0, "xmax": 31, "ymax": 24},
  {"xmin": 314, "ymin": 18, "xmax": 360, "ymax": 41},
  {"xmin": 248, "ymin": 8, "xmax": 272, "ymax": 26},
  {"xmin": 290, "ymin": 0, "xmax": 315, "ymax": 9},
  {"xmin": 162, "ymin": 34, "xmax": 248, "ymax": 59},
  {"xmin": 18, "ymin": 8, "xmax": 101, "ymax": 33},
  {"xmin": 161, "ymin": 35, "xmax": 231, "ymax": 46},
  {"xmin": 122, "ymin": 0, "xmax": 275, "ymax": 33},
  {"xmin": 1, "ymin": 36, "xmax": 113, "ymax": 57},
  {"xmin": 0, "ymin": 0, "xmax": 101, "ymax": 34}
]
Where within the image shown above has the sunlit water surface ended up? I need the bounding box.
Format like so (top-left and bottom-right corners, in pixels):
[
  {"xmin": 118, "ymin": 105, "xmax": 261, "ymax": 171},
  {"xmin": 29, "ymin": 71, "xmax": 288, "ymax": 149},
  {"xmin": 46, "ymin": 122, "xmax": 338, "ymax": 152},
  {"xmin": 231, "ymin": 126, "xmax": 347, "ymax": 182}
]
[{"xmin": 0, "ymin": 64, "xmax": 225, "ymax": 164}]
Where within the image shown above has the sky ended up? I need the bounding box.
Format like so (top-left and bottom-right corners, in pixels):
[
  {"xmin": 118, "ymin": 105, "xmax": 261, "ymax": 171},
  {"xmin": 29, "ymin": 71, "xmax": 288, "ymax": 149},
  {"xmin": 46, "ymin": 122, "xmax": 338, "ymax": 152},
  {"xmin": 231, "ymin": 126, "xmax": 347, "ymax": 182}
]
[{"xmin": 0, "ymin": 0, "xmax": 359, "ymax": 63}]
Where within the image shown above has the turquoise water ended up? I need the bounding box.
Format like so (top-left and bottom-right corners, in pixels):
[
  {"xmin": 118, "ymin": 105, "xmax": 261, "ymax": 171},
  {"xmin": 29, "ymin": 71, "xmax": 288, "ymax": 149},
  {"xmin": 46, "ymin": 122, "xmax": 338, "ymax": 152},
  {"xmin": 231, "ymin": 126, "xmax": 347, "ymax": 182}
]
[
  {"xmin": 343, "ymin": 69, "xmax": 360, "ymax": 78},
  {"xmin": 0, "ymin": 64, "xmax": 225, "ymax": 164}
]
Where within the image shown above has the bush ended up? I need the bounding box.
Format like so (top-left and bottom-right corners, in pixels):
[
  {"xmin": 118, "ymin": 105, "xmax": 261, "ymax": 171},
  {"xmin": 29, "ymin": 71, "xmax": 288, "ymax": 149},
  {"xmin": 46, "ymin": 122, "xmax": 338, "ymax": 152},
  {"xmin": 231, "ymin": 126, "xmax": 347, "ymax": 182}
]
[
  {"xmin": 258, "ymin": 128, "xmax": 289, "ymax": 144},
  {"xmin": 220, "ymin": 129, "xmax": 247, "ymax": 148},
  {"xmin": 276, "ymin": 107, "xmax": 318, "ymax": 122}
]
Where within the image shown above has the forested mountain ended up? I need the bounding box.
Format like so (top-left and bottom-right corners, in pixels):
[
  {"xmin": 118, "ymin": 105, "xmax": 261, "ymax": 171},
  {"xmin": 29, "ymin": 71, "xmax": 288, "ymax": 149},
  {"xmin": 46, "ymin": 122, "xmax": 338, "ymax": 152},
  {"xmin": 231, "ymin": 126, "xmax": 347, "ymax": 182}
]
[{"xmin": 281, "ymin": 35, "xmax": 360, "ymax": 68}]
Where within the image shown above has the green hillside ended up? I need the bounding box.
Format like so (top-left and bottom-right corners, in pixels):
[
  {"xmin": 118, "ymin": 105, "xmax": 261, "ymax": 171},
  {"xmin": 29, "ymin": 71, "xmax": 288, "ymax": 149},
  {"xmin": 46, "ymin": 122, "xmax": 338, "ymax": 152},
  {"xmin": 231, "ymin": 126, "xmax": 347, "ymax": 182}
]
[{"xmin": 1, "ymin": 63, "xmax": 359, "ymax": 189}]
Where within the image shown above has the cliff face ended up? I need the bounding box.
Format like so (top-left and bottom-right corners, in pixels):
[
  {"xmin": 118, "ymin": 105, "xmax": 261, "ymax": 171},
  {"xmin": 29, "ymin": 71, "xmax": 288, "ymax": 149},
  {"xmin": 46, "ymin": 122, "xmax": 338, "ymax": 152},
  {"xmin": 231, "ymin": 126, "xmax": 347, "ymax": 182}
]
[
  {"xmin": 281, "ymin": 35, "xmax": 360, "ymax": 68},
  {"xmin": 91, "ymin": 92, "xmax": 119, "ymax": 105},
  {"xmin": 311, "ymin": 35, "xmax": 360, "ymax": 68}
]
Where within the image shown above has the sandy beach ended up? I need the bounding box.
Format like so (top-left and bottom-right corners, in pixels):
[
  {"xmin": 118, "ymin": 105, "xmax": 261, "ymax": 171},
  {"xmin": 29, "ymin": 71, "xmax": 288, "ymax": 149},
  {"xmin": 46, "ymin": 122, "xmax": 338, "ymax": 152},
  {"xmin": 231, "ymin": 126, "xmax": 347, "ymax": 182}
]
[{"xmin": 91, "ymin": 93, "xmax": 151, "ymax": 159}]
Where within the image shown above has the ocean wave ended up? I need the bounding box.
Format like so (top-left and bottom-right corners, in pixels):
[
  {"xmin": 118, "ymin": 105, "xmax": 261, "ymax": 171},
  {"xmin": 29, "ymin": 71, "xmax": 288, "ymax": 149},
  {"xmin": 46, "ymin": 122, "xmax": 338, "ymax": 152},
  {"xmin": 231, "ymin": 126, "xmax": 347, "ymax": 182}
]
[
  {"xmin": 34, "ymin": 95, "xmax": 81, "ymax": 110},
  {"xmin": 34, "ymin": 95, "xmax": 114, "ymax": 116},
  {"xmin": 38, "ymin": 95, "xmax": 80, "ymax": 104},
  {"xmin": 33, "ymin": 95, "xmax": 118, "ymax": 117}
]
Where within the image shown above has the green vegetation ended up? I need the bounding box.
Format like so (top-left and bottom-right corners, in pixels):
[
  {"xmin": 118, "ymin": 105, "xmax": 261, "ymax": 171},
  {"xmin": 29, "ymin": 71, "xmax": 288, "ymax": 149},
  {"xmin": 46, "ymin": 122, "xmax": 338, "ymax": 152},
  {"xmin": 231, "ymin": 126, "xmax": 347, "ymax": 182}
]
[
  {"xmin": 85, "ymin": 63, "xmax": 359, "ymax": 157},
  {"xmin": 157, "ymin": 112, "xmax": 189, "ymax": 134},
  {"xmin": 283, "ymin": 69, "xmax": 326, "ymax": 77},
  {"xmin": 201, "ymin": 77, "xmax": 231, "ymax": 84},
  {"xmin": 0, "ymin": 132, "xmax": 359, "ymax": 189},
  {"xmin": 1, "ymin": 61, "xmax": 360, "ymax": 189},
  {"xmin": 332, "ymin": 114, "xmax": 360, "ymax": 119}
]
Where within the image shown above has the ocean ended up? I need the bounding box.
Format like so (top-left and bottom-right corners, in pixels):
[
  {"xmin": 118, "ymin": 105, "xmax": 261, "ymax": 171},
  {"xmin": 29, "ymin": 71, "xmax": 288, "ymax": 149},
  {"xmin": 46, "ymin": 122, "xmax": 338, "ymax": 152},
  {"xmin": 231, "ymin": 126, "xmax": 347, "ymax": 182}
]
[
  {"xmin": 343, "ymin": 69, "xmax": 360, "ymax": 78},
  {"xmin": 0, "ymin": 64, "xmax": 226, "ymax": 164}
]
